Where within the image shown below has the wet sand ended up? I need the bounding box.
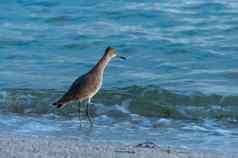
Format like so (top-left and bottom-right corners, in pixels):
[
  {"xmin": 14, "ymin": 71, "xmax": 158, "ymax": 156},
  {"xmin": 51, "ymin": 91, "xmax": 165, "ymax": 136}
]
[{"xmin": 0, "ymin": 135, "xmax": 236, "ymax": 158}]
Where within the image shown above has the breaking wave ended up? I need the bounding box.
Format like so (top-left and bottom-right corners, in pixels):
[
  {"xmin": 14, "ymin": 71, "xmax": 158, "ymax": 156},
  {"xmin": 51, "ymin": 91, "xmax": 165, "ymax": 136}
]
[{"xmin": 0, "ymin": 86, "xmax": 237, "ymax": 122}]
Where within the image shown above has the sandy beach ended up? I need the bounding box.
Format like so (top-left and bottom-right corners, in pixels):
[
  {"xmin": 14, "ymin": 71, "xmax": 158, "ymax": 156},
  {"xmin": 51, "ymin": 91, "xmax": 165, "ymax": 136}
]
[{"xmin": 0, "ymin": 135, "xmax": 236, "ymax": 158}]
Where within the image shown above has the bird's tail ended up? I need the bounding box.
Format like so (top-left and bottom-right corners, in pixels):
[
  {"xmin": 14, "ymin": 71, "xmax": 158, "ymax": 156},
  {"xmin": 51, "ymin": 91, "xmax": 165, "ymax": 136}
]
[
  {"xmin": 52, "ymin": 100, "xmax": 66, "ymax": 109},
  {"xmin": 53, "ymin": 92, "xmax": 73, "ymax": 108}
]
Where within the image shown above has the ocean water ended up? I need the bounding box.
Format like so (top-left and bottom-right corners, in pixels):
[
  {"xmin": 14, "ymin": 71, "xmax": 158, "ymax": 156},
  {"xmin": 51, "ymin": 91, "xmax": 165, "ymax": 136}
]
[{"xmin": 0, "ymin": 0, "xmax": 238, "ymax": 154}]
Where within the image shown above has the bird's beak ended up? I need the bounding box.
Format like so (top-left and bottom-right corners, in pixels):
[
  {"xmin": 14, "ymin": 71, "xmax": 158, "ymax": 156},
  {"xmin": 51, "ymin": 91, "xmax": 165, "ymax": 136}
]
[{"xmin": 118, "ymin": 55, "xmax": 127, "ymax": 60}]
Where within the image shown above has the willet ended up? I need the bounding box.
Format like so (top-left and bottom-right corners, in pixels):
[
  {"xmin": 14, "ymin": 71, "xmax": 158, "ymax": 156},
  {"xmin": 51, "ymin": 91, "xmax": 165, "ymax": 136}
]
[{"xmin": 53, "ymin": 47, "xmax": 126, "ymax": 124}]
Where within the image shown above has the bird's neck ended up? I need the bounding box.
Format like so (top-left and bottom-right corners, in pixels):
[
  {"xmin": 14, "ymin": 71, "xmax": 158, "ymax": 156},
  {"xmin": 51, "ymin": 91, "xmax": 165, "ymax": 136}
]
[{"xmin": 91, "ymin": 54, "xmax": 111, "ymax": 75}]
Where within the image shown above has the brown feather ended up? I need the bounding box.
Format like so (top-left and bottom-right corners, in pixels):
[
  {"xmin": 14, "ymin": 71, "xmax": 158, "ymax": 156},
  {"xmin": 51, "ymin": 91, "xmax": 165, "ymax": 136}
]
[{"xmin": 53, "ymin": 47, "xmax": 116, "ymax": 108}]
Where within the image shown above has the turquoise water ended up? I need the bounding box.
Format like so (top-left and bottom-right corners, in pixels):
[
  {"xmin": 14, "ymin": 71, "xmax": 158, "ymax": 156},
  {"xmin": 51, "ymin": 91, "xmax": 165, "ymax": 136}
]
[{"xmin": 0, "ymin": 0, "xmax": 238, "ymax": 154}]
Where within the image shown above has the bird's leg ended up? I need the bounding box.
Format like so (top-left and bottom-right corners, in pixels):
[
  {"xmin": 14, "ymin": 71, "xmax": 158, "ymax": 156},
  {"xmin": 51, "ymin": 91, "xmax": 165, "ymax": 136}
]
[
  {"xmin": 77, "ymin": 102, "xmax": 82, "ymax": 126},
  {"xmin": 86, "ymin": 98, "xmax": 94, "ymax": 126},
  {"xmin": 88, "ymin": 98, "xmax": 97, "ymax": 116}
]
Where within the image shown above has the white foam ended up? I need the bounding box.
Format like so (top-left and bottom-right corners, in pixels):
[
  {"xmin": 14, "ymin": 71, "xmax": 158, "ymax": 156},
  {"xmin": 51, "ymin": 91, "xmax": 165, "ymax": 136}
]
[
  {"xmin": 114, "ymin": 104, "xmax": 129, "ymax": 114},
  {"xmin": 182, "ymin": 125, "xmax": 209, "ymax": 132},
  {"xmin": 17, "ymin": 122, "xmax": 61, "ymax": 133},
  {"xmin": 154, "ymin": 118, "xmax": 172, "ymax": 127},
  {"xmin": 214, "ymin": 128, "xmax": 231, "ymax": 136}
]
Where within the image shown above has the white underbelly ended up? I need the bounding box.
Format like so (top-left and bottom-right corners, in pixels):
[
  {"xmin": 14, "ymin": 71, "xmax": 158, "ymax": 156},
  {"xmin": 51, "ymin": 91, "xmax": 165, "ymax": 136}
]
[{"xmin": 89, "ymin": 80, "xmax": 102, "ymax": 99}]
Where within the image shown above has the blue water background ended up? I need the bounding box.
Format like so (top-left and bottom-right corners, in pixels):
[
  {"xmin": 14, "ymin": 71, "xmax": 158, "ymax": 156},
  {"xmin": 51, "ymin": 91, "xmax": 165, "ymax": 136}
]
[
  {"xmin": 0, "ymin": 0, "xmax": 238, "ymax": 94},
  {"xmin": 0, "ymin": 0, "xmax": 238, "ymax": 154}
]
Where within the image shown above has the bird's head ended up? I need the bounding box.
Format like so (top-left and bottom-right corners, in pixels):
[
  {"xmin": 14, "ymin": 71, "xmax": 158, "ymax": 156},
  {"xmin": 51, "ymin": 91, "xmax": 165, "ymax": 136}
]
[{"xmin": 105, "ymin": 47, "xmax": 127, "ymax": 60}]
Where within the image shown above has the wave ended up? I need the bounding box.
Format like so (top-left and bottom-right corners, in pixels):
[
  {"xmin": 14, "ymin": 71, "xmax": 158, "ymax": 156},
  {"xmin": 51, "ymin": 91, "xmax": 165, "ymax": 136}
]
[{"xmin": 0, "ymin": 86, "xmax": 238, "ymax": 122}]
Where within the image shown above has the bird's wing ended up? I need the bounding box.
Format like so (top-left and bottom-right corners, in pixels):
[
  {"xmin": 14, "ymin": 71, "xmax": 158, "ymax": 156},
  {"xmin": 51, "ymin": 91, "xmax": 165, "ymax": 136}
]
[
  {"xmin": 63, "ymin": 75, "xmax": 88, "ymax": 99},
  {"xmin": 54, "ymin": 73, "xmax": 99, "ymax": 107},
  {"xmin": 63, "ymin": 73, "xmax": 99, "ymax": 100}
]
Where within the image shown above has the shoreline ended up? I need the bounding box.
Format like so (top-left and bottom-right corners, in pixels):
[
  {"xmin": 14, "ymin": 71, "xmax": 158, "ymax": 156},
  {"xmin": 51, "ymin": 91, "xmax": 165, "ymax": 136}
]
[{"xmin": 0, "ymin": 135, "xmax": 236, "ymax": 158}]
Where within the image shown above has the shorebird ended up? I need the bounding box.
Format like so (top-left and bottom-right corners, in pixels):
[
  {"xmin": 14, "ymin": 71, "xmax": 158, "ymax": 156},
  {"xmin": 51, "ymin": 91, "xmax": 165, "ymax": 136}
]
[{"xmin": 53, "ymin": 47, "xmax": 126, "ymax": 124}]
